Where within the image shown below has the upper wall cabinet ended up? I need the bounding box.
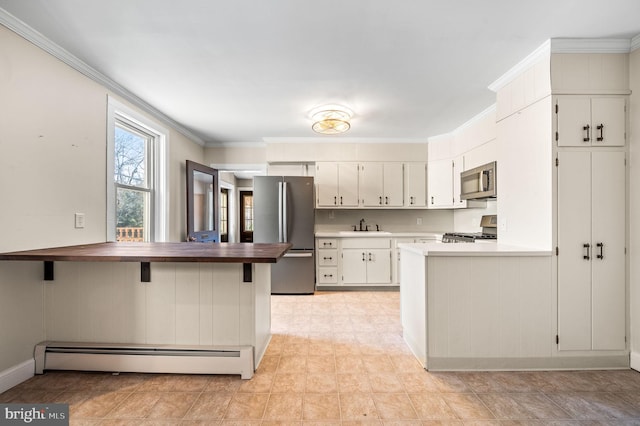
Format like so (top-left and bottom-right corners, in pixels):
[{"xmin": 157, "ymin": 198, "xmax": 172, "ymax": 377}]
[
  {"xmin": 556, "ymin": 96, "xmax": 626, "ymax": 147},
  {"xmin": 427, "ymin": 158, "xmax": 453, "ymax": 209},
  {"xmin": 315, "ymin": 162, "xmax": 359, "ymax": 207},
  {"xmin": 359, "ymin": 163, "xmax": 403, "ymax": 207},
  {"xmin": 404, "ymin": 163, "xmax": 427, "ymax": 207}
]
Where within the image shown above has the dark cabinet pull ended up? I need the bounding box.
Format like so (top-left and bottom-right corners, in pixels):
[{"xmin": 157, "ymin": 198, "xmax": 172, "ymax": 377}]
[
  {"xmin": 431, "ymin": 196, "xmax": 434, "ymax": 204},
  {"xmin": 410, "ymin": 196, "xmax": 414, "ymax": 205},
  {"xmin": 340, "ymin": 196, "xmax": 343, "ymax": 205},
  {"xmin": 583, "ymin": 243, "xmax": 591, "ymax": 260},
  {"xmin": 596, "ymin": 124, "xmax": 604, "ymax": 142},
  {"xmin": 323, "ymin": 256, "xmax": 332, "ymax": 261},
  {"xmin": 597, "ymin": 242, "xmax": 604, "ymax": 259},
  {"xmin": 379, "ymin": 196, "xmax": 382, "ymax": 205},
  {"xmin": 385, "ymin": 196, "xmax": 389, "ymax": 205},
  {"xmin": 368, "ymin": 252, "xmax": 372, "ymax": 261},
  {"xmin": 362, "ymin": 252, "xmax": 366, "ymax": 262},
  {"xmin": 583, "ymin": 125, "xmax": 591, "ymax": 142},
  {"xmin": 334, "ymin": 196, "xmax": 337, "ymax": 205},
  {"xmin": 323, "ymin": 274, "xmax": 333, "ymax": 278}
]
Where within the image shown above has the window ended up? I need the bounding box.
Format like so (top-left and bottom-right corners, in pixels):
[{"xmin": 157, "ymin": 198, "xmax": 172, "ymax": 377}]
[
  {"xmin": 107, "ymin": 97, "xmax": 169, "ymax": 242},
  {"xmin": 220, "ymin": 188, "xmax": 229, "ymax": 242}
]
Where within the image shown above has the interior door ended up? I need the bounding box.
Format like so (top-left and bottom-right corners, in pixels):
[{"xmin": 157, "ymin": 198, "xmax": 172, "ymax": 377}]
[
  {"xmin": 591, "ymin": 151, "xmax": 626, "ymax": 350},
  {"xmin": 557, "ymin": 151, "xmax": 592, "ymax": 351}
]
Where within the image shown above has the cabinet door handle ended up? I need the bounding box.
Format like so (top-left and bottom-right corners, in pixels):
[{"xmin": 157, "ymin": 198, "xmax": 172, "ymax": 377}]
[
  {"xmin": 596, "ymin": 242, "xmax": 604, "ymax": 259},
  {"xmin": 583, "ymin": 243, "xmax": 591, "ymax": 260},
  {"xmin": 431, "ymin": 196, "xmax": 434, "ymax": 205},
  {"xmin": 323, "ymin": 256, "xmax": 332, "ymax": 261},
  {"xmin": 385, "ymin": 196, "xmax": 389, "ymax": 205},
  {"xmin": 340, "ymin": 196, "xmax": 343, "ymax": 205},
  {"xmin": 368, "ymin": 252, "xmax": 372, "ymax": 261},
  {"xmin": 362, "ymin": 253, "xmax": 366, "ymax": 262},
  {"xmin": 334, "ymin": 196, "xmax": 337, "ymax": 205},
  {"xmin": 379, "ymin": 196, "xmax": 382, "ymax": 205},
  {"xmin": 410, "ymin": 196, "xmax": 414, "ymax": 205},
  {"xmin": 597, "ymin": 124, "xmax": 604, "ymax": 142},
  {"xmin": 583, "ymin": 125, "xmax": 591, "ymax": 142}
]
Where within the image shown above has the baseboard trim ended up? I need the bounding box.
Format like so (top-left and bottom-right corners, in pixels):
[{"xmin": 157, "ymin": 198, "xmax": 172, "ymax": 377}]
[
  {"xmin": 427, "ymin": 354, "xmax": 630, "ymax": 371},
  {"xmin": 0, "ymin": 359, "xmax": 34, "ymax": 394},
  {"xmin": 630, "ymin": 351, "xmax": 640, "ymax": 372}
]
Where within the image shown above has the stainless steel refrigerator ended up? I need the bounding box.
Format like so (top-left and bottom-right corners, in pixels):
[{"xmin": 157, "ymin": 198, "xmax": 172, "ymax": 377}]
[{"xmin": 253, "ymin": 176, "xmax": 315, "ymax": 294}]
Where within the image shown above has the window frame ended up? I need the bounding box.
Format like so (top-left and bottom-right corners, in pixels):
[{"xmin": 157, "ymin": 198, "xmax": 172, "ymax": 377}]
[{"xmin": 107, "ymin": 96, "xmax": 169, "ymax": 242}]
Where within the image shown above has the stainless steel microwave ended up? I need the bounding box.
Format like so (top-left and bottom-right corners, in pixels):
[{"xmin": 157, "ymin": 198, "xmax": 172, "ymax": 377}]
[{"xmin": 460, "ymin": 161, "xmax": 497, "ymax": 200}]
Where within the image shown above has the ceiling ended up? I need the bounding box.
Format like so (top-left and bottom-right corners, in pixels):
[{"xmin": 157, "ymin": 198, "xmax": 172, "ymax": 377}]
[{"xmin": 1, "ymin": 0, "xmax": 640, "ymax": 146}]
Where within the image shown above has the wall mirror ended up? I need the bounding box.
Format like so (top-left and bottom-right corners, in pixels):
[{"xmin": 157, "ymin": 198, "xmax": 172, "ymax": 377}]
[{"xmin": 186, "ymin": 160, "xmax": 220, "ymax": 242}]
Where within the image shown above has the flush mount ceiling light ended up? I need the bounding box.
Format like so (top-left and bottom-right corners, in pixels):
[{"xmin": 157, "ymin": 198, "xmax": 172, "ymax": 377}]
[{"xmin": 309, "ymin": 105, "xmax": 353, "ymax": 135}]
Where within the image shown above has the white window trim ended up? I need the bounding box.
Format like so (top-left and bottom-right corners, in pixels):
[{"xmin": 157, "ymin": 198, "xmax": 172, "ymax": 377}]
[{"xmin": 107, "ymin": 96, "xmax": 170, "ymax": 242}]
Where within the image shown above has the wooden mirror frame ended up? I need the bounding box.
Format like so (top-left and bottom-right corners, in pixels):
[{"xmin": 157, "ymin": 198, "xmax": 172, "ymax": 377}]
[{"xmin": 186, "ymin": 160, "xmax": 220, "ymax": 242}]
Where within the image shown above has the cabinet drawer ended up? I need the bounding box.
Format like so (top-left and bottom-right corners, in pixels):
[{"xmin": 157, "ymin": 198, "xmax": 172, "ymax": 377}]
[
  {"xmin": 318, "ymin": 267, "xmax": 338, "ymax": 284},
  {"xmin": 341, "ymin": 238, "xmax": 391, "ymax": 249},
  {"xmin": 318, "ymin": 249, "xmax": 338, "ymax": 266},
  {"xmin": 317, "ymin": 239, "xmax": 338, "ymax": 249}
]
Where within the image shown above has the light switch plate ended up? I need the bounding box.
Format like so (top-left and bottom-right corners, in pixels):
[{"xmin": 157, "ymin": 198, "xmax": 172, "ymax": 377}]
[{"xmin": 75, "ymin": 213, "xmax": 85, "ymax": 229}]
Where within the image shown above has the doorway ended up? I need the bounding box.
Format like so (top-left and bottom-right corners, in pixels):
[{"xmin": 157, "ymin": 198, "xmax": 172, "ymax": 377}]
[{"xmin": 239, "ymin": 190, "xmax": 253, "ymax": 243}]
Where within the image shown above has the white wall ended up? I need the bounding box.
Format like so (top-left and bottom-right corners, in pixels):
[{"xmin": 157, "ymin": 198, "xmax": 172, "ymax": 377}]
[
  {"xmin": 0, "ymin": 24, "xmax": 204, "ymax": 372},
  {"xmin": 629, "ymin": 47, "xmax": 640, "ymax": 369}
]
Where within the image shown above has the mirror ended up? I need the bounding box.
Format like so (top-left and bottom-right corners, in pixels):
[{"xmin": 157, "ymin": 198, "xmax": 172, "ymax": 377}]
[{"xmin": 186, "ymin": 160, "xmax": 220, "ymax": 242}]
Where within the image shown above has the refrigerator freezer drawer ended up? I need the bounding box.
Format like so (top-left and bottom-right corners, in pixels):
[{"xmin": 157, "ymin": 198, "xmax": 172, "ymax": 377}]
[{"xmin": 271, "ymin": 251, "xmax": 315, "ymax": 294}]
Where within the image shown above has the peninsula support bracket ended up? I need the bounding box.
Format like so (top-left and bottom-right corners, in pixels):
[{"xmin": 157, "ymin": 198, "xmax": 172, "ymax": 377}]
[
  {"xmin": 44, "ymin": 261, "xmax": 54, "ymax": 281},
  {"xmin": 243, "ymin": 263, "xmax": 252, "ymax": 282},
  {"xmin": 141, "ymin": 262, "xmax": 151, "ymax": 282}
]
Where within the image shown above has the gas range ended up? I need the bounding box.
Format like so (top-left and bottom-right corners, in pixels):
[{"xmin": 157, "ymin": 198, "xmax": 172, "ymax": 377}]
[{"xmin": 442, "ymin": 215, "xmax": 498, "ymax": 243}]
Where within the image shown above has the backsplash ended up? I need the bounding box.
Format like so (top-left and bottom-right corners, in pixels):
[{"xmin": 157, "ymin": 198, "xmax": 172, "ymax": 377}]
[{"xmin": 314, "ymin": 209, "xmax": 453, "ymax": 233}]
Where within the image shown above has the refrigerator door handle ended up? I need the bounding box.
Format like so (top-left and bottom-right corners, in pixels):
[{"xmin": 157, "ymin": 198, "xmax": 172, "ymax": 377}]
[
  {"xmin": 283, "ymin": 252, "xmax": 313, "ymax": 258},
  {"xmin": 278, "ymin": 181, "xmax": 284, "ymax": 242},
  {"xmin": 282, "ymin": 181, "xmax": 288, "ymax": 242}
]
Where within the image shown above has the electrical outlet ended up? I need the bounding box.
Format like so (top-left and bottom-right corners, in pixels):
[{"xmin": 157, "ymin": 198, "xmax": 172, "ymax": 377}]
[
  {"xmin": 75, "ymin": 213, "xmax": 85, "ymax": 229},
  {"xmin": 416, "ymin": 217, "xmax": 423, "ymax": 225}
]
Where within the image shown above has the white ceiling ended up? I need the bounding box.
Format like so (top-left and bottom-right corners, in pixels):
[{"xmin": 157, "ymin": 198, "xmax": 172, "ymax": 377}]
[{"xmin": 1, "ymin": 0, "xmax": 639, "ymax": 146}]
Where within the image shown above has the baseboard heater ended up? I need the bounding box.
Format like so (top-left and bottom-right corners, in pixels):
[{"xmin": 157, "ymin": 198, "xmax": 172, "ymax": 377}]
[{"xmin": 34, "ymin": 341, "xmax": 254, "ymax": 379}]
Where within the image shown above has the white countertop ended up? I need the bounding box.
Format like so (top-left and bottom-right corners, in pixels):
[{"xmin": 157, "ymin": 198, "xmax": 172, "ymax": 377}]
[
  {"xmin": 399, "ymin": 242, "xmax": 552, "ymax": 257},
  {"xmin": 315, "ymin": 231, "xmax": 443, "ymax": 239}
]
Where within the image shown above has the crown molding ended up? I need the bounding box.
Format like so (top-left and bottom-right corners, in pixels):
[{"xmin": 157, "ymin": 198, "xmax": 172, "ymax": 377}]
[
  {"xmin": 0, "ymin": 9, "xmax": 206, "ymax": 146},
  {"xmin": 632, "ymin": 34, "xmax": 640, "ymax": 52},
  {"xmin": 205, "ymin": 141, "xmax": 267, "ymax": 148},
  {"xmin": 453, "ymin": 104, "xmax": 496, "ymax": 135},
  {"xmin": 550, "ymin": 38, "xmax": 631, "ymax": 53},
  {"xmin": 488, "ymin": 39, "xmax": 551, "ymax": 93}
]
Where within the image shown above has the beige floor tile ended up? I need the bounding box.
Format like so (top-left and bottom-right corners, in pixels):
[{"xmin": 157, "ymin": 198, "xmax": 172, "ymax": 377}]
[
  {"xmin": 224, "ymin": 393, "xmax": 269, "ymax": 420},
  {"xmin": 205, "ymin": 375, "xmax": 243, "ymax": 393},
  {"xmin": 440, "ymin": 393, "xmax": 495, "ymax": 420},
  {"xmin": 147, "ymin": 392, "xmax": 200, "ymax": 419},
  {"xmin": 263, "ymin": 393, "xmax": 303, "ymax": 420},
  {"xmin": 302, "ymin": 393, "xmax": 341, "ymax": 420},
  {"xmin": 107, "ymin": 392, "xmax": 162, "ymax": 418},
  {"xmin": 184, "ymin": 392, "xmax": 232, "ymax": 420},
  {"xmin": 371, "ymin": 393, "xmax": 418, "ymax": 420},
  {"xmin": 408, "ymin": 393, "xmax": 458, "ymax": 420},
  {"xmin": 136, "ymin": 374, "xmax": 210, "ymax": 392},
  {"xmin": 237, "ymin": 372, "xmax": 274, "ymax": 393},
  {"xmin": 340, "ymin": 393, "xmax": 380, "ymax": 420},
  {"xmin": 306, "ymin": 355, "xmax": 336, "ymax": 373},
  {"xmin": 71, "ymin": 391, "xmax": 130, "ymax": 418},
  {"xmin": 305, "ymin": 373, "xmax": 338, "ymax": 393},
  {"xmin": 368, "ymin": 372, "xmax": 405, "ymax": 393},
  {"xmin": 476, "ymin": 392, "xmax": 570, "ymax": 420},
  {"xmin": 361, "ymin": 355, "xmax": 395, "ymax": 373},
  {"xmin": 278, "ymin": 356, "xmax": 308, "ymax": 373},
  {"xmin": 272, "ymin": 373, "xmax": 306, "ymax": 393}
]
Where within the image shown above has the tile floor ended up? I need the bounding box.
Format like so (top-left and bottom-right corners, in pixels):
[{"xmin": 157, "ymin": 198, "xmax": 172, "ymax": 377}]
[{"xmin": 3, "ymin": 291, "xmax": 640, "ymax": 424}]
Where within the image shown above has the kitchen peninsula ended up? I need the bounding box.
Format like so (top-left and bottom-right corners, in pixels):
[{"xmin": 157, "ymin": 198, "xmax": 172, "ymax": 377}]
[
  {"xmin": 0, "ymin": 242, "xmax": 291, "ymax": 379},
  {"xmin": 399, "ymin": 242, "xmax": 628, "ymax": 371}
]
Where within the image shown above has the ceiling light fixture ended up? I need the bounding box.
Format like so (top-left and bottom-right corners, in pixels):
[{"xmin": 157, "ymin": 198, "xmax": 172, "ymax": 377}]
[{"xmin": 310, "ymin": 105, "xmax": 353, "ymax": 135}]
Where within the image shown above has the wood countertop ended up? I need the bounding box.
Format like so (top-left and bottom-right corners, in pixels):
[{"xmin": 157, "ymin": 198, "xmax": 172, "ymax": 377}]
[{"xmin": 0, "ymin": 242, "xmax": 292, "ymax": 263}]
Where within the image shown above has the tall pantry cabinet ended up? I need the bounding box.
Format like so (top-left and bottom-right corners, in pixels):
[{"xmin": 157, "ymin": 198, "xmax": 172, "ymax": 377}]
[{"xmin": 555, "ymin": 95, "xmax": 627, "ymax": 352}]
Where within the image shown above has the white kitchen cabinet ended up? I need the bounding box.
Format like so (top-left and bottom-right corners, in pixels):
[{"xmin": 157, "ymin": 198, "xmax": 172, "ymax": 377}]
[
  {"xmin": 316, "ymin": 238, "xmax": 338, "ymax": 284},
  {"xmin": 341, "ymin": 238, "xmax": 391, "ymax": 285},
  {"xmin": 315, "ymin": 162, "xmax": 359, "ymax": 207},
  {"xmin": 452, "ymin": 155, "xmax": 467, "ymax": 209},
  {"xmin": 427, "ymin": 158, "xmax": 453, "ymax": 208},
  {"xmin": 358, "ymin": 163, "xmax": 404, "ymax": 207},
  {"xmin": 556, "ymin": 96, "xmax": 626, "ymax": 147},
  {"xmin": 557, "ymin": 150, "xmax": 626, "ymax": 351},
  {"xmin": 404, "ymin": 163, "xmax": 427, "ymax": 207}
]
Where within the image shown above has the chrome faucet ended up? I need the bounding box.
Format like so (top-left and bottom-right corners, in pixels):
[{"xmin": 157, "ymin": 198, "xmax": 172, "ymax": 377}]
[{"xmin": 359, "ymin": 218, "xmax": 365, "ymax": 231}]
